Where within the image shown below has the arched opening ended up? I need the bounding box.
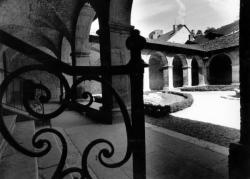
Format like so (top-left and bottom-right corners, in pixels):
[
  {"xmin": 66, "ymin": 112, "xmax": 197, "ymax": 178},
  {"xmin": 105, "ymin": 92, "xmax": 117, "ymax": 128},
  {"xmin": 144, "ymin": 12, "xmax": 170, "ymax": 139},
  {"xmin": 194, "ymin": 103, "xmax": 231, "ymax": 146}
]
[
  {"xmin": 149, "ymin": 54, "xmax": 164, "ymax": 90},
  {"xmin": 208, "ymin": 54, "xmax": 232, "ymax": 85},
  {"xmin": 192, "ymin": 59, "xmax": 199, "ymax": 86},
  {"xmin": 173, "ymin": 56, "xmax": 183, "ymax": 87}
]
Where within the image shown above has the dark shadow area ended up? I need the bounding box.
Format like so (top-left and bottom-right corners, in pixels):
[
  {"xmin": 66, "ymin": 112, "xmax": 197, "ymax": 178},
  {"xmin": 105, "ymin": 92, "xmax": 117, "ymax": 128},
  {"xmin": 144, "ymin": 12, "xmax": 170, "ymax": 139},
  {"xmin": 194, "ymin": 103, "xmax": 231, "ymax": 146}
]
[
  {"xmin": 173, "ymin": 57, "xmax": 183, "ymax": 87},
  {"xmin": 209, "ymin": 54, "xmax": 232, "ymax": 85},
  {"xmin": 192, "ymin": 59, "xmax": 199, "ymax": 86}
]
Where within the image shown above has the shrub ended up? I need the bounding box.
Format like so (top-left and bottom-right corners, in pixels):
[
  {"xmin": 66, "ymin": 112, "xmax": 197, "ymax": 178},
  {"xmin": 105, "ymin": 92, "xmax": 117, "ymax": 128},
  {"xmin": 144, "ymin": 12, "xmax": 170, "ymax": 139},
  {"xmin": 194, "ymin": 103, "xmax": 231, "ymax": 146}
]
[
  {"xmin": 144, "ymin": 91, "xmax": 193, "ymax": 117},
  {"xmin": 180, "ymin": 85, "xmax": 239, "ymax": 91}
]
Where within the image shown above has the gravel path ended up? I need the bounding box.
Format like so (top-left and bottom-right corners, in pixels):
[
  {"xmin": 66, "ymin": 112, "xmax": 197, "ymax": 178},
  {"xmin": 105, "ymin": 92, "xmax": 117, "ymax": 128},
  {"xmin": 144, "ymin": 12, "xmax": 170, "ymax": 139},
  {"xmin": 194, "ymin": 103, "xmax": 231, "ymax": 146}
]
[{"xmin": 171, "ymin": 91, "xmax": 240, "ymax": 129}]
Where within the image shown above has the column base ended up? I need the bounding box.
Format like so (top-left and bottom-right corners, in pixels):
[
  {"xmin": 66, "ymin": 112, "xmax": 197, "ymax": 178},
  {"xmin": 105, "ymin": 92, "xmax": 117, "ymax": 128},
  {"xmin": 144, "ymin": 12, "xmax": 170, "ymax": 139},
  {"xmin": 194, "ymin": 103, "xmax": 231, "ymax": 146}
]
[
  {"xmin": 198, "ymin": 83, "xmax": 206, "ymax": 86},
  {"xmin": 229, "ymin": 142, "xmax": 250, "ymax": 179},
  {"xmin": 163, "ymin": 86, "xmax": 174, "ymax": 91}
]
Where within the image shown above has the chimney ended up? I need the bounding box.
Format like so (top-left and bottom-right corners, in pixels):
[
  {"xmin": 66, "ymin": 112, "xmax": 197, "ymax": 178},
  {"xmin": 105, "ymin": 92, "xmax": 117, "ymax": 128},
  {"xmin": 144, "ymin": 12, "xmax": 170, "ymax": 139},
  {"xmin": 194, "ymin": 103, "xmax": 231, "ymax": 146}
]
[
  {"xmin": 189, "ymin": 30, "xmax": 195, "ymax": 41},
  {"xmin": 173, "ymin": 25, "xmax": 177, "ymax": 32}
]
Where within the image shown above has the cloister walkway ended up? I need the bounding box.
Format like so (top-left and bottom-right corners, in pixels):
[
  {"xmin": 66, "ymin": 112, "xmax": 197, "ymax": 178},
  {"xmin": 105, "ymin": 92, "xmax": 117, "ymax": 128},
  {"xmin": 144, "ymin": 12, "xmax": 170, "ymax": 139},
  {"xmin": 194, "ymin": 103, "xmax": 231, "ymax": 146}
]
[{"xmin": 51, "ymin": 109, "xmax": 228, "ymax": 179}]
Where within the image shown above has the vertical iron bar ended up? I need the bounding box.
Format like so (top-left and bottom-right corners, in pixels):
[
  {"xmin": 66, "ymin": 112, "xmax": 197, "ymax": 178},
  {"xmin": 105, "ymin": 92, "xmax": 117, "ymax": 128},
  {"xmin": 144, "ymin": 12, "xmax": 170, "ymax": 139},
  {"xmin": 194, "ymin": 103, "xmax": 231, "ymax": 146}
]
[
  {"xmin": 13, "ymin": 79, "xmax": 15, "ymax": 108},
  {"xmin": 228, "ymin": 1, "xmax": 250, "ymax": 178},
  {"xmin": 239, "ymin": 0, "xmax": 250, "ymax": 145},
  {"xmin": 127, "ymin": 29, "xmax": 147, "ymax": 179},
  {"xmin": 98, "ymin": 21, "xmax": 112, "ymax": 124}
]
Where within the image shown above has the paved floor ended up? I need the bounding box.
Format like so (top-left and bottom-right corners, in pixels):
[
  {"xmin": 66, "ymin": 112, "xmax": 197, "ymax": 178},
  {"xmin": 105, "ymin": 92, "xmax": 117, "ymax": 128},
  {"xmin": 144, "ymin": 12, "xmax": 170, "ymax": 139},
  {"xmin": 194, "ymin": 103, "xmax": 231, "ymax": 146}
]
[
  {"xmin": 51, "ymin": 109, "xmax": 229, "ymax": 179},
  {"xmin": 171, "ymin": 91, "xmax": 240, "ymax": 129},
  {"xmin": 49, "ymin": 91, "xmax": 236, "ymax": 178},
  {"xmin": 61, "ymin": 122, "xmax": 228, "ymax": 179}
]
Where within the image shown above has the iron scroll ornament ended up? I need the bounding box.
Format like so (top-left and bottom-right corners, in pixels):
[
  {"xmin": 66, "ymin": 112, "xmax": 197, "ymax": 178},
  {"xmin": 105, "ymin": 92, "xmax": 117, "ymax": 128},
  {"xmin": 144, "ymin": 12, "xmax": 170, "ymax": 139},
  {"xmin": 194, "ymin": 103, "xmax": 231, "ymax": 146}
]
[{"xmin": 0, "ymin": 64, "xmax": 133, "ymax": 179}]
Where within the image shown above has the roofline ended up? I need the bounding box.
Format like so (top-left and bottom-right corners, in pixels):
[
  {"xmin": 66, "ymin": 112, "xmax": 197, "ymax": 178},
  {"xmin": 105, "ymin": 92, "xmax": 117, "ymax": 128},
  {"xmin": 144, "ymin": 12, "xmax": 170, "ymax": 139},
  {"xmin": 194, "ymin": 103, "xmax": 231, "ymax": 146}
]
[
  {"xmin": 89, "ymin": 35, "xmax": 238, "ymax": 56},
  {"xmin": 144, "ymin": 43, "xmax": 205, "ymax": 56},
  {"xmin": 206, "ymin": 45, "xmax": 239, "ymax": 55}
]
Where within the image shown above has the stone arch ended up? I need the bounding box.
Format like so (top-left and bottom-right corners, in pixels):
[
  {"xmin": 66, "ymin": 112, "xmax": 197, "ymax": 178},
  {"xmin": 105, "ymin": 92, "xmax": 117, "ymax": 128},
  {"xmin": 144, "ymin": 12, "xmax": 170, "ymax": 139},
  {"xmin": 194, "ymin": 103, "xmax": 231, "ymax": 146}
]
[
  {"xmin": 192, "ymin": 59, "xmax": 199, "ymax": 86},
  {"xmin": 208, "ymin": 53, "xmax": 232, "ymax": 85},
  {"xmin": 149, "ymin": 52, "xmax": 166, "ymax": 90},
  {"xmin": 173, "ymin": 54, "xmax": 187, "ymax": 87},
  {"xmin": 75, "ymin": 3, "xmax": 96, "ymax": 56}
]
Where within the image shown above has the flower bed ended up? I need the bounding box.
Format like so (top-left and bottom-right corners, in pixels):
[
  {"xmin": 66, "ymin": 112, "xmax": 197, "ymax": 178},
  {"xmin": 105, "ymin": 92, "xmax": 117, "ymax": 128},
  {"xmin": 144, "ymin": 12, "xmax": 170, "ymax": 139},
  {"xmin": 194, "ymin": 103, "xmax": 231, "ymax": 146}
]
[{"xmin": 144, "ymin": 91, "xmax": 193, "ymax": 117}]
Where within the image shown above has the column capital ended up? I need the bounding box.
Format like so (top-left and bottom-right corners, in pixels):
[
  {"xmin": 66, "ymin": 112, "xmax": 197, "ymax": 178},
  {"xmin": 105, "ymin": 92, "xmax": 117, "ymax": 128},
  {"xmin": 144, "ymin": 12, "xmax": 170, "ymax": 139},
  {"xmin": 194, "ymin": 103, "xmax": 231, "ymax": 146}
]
[
  {"xmin": 162, "ymin": 65, "xmax": 173, "ymax": 70},
  {"xmin": 71, "ymin": 52, "xmax": 90, "ymax": 58},
  {"xmin": 109, "ymin": 22, "xmax": 134, "ymax": 34},
  {"xmin": 183, "ymin": 65, "xmax": 191, "ymax": 69}
]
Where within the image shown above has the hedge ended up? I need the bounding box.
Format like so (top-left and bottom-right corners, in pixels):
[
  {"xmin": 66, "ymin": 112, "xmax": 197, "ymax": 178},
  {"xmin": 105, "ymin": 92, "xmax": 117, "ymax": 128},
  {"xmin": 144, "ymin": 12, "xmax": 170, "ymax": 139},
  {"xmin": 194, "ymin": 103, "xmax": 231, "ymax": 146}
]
[
  {"xmin": 144, "ymin": 91, "xmax": 193, "ymax": 117},
  {"xmin": 180, "ymin": 85, "xmax": 239, "ymax": 91},
  {"xmin": 91, "ymin": 92, "xmax": 194, "ymax": 118}
]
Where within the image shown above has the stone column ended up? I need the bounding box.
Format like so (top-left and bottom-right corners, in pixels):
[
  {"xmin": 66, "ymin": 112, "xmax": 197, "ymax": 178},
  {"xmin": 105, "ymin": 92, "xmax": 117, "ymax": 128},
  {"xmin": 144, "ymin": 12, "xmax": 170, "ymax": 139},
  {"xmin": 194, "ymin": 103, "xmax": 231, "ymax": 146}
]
[
  {"xmin": 74, "ymin": 3, "xmax": 96, "ymax": 95},
  {"xmin": 183, "ymin": 65, "xmax": 191, "ymax": 87},
  {"xmin": 186, "ymin": 58, "xmax": 192, "ymax": 87},
  {"xmin": 232, "ymin": 64, "xmax": 239, "ymax": 84},
  {"xmin": 163, "ymin": 65, "xmax": 173, "ymax": 90},
  {"xmin": 204, "ymin": 59, "xmax": 210, "ymax": 85},
  {"xmin": 142, "ymin": 54, "xmax": 150, "ymax": 91},
  {"xmin": 109, "ymin": 23, "xmax": 134, "ymax": 119},
  {"xmin": 198, "ymin": 66, "xmax": 206, "ymax": 86}
]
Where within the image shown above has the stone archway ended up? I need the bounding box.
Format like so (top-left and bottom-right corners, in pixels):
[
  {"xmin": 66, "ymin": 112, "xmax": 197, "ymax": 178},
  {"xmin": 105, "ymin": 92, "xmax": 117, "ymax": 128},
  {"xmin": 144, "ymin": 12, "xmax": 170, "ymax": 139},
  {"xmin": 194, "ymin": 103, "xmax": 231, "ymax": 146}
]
[
  {"xmin": 173, "ymin": 55, "xmax": 187, "ymax": 87},
  {"xmin": 192, "ymin": 58, "xmax": 199, "ymax": 86},
  {"xmin": 173, "ymin": 57, "xmax": 183, "ymax": 87},
  {"xmin": 208, "ymin": 54, "xmax": 232, "ymax": 85},
  {"xmin": 149, "ymin": 53, "xmax": 165, "ymax": 90}
]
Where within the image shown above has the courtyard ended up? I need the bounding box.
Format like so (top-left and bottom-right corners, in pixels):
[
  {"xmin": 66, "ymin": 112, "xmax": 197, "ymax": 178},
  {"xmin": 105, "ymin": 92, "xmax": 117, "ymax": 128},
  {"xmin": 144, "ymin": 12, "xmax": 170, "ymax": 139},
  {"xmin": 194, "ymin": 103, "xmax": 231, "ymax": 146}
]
[
  {"xmin": 171, "ymin": 91, "xmax": 240, "ymax": 129},
  {"xmin": 49, "ymin": 91, "xmax": 234, "ymax": 178}
]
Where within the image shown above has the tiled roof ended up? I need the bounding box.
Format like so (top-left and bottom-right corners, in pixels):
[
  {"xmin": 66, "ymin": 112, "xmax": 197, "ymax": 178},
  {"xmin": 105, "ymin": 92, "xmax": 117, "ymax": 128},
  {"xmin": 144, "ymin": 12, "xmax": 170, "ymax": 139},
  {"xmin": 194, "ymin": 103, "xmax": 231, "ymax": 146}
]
[
  {"xmin": 201, "ymin": 32, "xmax": 239, "ymax": 51},
  {"xmin": 145, "ymin": 31, "xmax": 239, "ymax": 52},
  {"xmin": 146, "ymin": 38, "xmax": 205, "ymax": 51},
  {"xmin": 215, "ymin": 20, "xmax": 239, "ymax": 35},
  {"xmin": 157, "ymin": 25, "xmax": 184, "ymax": 41}
]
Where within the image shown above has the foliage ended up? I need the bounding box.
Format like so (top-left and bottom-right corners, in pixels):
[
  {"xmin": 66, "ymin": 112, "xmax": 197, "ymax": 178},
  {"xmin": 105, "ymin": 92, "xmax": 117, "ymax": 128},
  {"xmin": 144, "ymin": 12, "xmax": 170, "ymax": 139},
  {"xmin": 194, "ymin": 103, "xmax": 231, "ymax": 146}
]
[
  {"xmin": 144, "ymin": 91, "xmax": 193, "ymax": 117},
  {"xmin": 180, "ymin": 85, "xmax": 239, "ymax": 91}
]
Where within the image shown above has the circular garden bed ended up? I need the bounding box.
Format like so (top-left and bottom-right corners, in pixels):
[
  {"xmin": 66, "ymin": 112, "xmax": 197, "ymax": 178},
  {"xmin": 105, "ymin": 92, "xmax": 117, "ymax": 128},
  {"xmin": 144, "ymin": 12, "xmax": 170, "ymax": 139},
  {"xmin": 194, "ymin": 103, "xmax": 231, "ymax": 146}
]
[
  {"xmin": 180, "ymin": 84, "xmax": 239, "ymax": 91},
  {"xmin": 144, "ymin": 91, "xmax": 193, "ymax": 117}
]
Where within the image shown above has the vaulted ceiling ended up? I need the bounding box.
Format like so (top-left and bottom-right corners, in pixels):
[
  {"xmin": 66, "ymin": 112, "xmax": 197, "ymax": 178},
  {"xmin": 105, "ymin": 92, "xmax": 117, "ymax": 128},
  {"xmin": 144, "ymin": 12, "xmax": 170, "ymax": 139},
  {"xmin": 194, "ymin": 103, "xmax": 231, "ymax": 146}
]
[{"xmin": 0, "ymin": 0, "xmax": 91, "ymax": 58}]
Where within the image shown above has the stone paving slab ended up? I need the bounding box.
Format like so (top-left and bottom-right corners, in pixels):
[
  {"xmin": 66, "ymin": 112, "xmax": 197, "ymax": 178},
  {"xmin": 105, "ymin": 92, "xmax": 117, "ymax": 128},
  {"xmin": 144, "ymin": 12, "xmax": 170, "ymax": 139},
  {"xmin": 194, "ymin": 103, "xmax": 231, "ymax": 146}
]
[
  {"xmin": 0, "ymin": 121, "xmax": 38, "ymax": 179},
  {"xmin": 63, "ymin": 122, "xmax": 228, "ymax": 179}
]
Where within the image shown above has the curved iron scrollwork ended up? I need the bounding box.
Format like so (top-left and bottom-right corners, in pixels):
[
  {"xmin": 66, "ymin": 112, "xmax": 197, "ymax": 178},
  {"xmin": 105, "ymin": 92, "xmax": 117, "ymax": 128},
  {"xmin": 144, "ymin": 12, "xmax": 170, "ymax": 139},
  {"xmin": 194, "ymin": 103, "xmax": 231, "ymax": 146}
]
[
  {"xmin": 0, "ymin": 65, "xmax": 133, "ymax": 179},
  {"xmin": 0, "ymin": 29, "xmax": 146, "ymax": 179}
]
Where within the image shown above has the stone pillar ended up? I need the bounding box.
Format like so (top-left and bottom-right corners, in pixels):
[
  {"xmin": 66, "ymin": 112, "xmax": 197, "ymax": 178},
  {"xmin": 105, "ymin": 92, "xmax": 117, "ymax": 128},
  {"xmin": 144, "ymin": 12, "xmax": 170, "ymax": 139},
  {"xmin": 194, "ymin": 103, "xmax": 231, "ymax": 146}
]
[
  {"xmin": 142, "ymin": 54, "xmax": 150, "ymax": 91},
  {"xmin": 229, "ymin": 1, "xmax": 250, "ymax": 178},
  {"xmin": 232, "ymin": 64, "xmax": 239, "ymax": 84},
  {"xmin": 164, "ymin": 56, "xmax": 174, "ymax": 90},
  {"xmin": 183, "ymin": 65, "xmax": 191, "ymax": 87},
  {"xmin": 198, "ymin": 66, "xmax": 206, "ymax": 86},
  {"xmin": 185, "ymin": 58, "xmax": 192, "ymax": 87},
  {"xmin": 109, "ymin": 23, "xmax": 134, "ymax": 118},
  {"xmin": 187, "ymin": 65, "xmax": 192, "ymax": 86},
  {"xmin": 204, "ymin": 59, "xmax": 210, "ymax": 85},
  {"xmin": 74, "ymin": 3, "xmax": 96, "ymax": 95},
  {"xmin": 75, "ymin": 3, "xmax": 95, "ymax": 57},
  {"xmin": 163, "ymin": 65, "xmax": 173, "ymax": 90}
]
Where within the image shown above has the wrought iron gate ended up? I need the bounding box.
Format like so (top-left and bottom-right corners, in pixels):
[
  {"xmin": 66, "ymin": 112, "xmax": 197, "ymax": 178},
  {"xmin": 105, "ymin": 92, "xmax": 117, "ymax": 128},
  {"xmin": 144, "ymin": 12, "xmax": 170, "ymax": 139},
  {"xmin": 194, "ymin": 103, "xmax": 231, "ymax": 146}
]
[{"xmin": 0, "ymin": 29, "xmax": 147, "ymax": 179}]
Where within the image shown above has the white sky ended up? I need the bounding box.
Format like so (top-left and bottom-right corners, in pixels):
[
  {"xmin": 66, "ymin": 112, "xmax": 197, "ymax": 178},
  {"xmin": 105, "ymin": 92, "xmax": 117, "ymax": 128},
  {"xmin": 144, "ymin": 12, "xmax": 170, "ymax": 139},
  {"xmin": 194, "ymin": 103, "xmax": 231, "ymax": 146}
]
[{"xmin": 91, "ymin": 0, "xmax": 239, "ymax": 37}]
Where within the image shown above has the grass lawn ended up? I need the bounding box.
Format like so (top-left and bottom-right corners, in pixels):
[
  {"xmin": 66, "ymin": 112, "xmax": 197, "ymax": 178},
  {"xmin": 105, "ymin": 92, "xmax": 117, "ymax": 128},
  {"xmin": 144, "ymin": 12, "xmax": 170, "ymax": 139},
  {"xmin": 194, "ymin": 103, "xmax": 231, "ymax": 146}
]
[{"xmin": 146, "ymin": 114, "xmax": 240, "ymax": 147}]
